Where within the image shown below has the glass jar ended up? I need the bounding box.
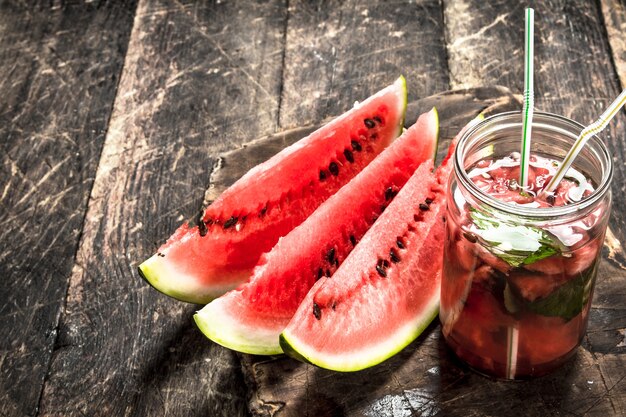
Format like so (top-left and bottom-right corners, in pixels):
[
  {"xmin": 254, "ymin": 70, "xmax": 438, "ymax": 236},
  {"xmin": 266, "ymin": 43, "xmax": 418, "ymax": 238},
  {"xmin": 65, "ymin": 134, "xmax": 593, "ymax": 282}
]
[{"xmin": 440, "ymin": 111, "xmax": 613, "ymax": 379}]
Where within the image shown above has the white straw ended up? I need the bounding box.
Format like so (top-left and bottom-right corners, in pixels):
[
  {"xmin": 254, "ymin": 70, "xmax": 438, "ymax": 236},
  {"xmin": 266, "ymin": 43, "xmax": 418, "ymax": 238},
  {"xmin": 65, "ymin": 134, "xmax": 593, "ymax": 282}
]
[{"xmin": 506, "ymin": 326, "xmax": 519, "ymax": 379}]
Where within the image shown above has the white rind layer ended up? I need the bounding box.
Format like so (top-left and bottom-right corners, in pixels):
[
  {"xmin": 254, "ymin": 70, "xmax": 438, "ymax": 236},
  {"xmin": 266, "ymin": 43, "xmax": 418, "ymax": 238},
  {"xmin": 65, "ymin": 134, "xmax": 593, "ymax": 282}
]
[
  {"xmin": 139, "ymin": 254, "xmax": 243, "ymax": 304},
  {"xmin": 194, "ymin": 296, "xmax": 284, "ymax": 355}
]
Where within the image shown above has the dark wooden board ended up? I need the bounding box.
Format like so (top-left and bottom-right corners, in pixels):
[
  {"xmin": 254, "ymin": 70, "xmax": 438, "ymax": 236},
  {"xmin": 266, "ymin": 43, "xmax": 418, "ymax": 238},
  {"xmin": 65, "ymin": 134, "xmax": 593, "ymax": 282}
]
[
  {"xmin": 0, "ymin": 2, "xmax": 137, "ymax": 416},
  {"xmin": 1, "ymin": 1, "xmax": 624, "ymax": 416},
  {"xmin": 278, "ymin": 0, "xmax": 450, "ymax": 129},
  {"xmin": 601, "ymin": 0, "xmax": 626, "ymax": 85},
  {"xmin": 37, "ymin": 1, "xmax": 288, "ymax": 416}
]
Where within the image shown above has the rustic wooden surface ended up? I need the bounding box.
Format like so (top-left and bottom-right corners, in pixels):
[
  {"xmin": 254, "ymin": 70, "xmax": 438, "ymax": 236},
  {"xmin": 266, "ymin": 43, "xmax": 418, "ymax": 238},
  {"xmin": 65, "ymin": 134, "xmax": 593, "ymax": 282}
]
[
  {"xmin": 0, "ymin": 1, "xmax": 624, "ymax": 416},
  {"xmin": 0, "ymin": 2, "xmax": 137, "ymax": 416},
  {"xmin": 602, "ymin": 0, "xmax": 626, "ymax": 84}
]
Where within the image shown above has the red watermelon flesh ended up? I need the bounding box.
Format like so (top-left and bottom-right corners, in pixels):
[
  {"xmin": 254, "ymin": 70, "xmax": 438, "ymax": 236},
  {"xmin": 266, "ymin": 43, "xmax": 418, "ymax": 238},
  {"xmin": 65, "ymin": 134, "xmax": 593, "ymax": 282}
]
[
  {"xmin": 138, "ymin": 77, "xmax": 407, "ymax": 304},
  {"xmin": 194, "ymin": 109, "xmax": 439, "ymax": 354},
  {"xmin": 280, "ymin": 139, "xmax": 456, "ymax": 371}
]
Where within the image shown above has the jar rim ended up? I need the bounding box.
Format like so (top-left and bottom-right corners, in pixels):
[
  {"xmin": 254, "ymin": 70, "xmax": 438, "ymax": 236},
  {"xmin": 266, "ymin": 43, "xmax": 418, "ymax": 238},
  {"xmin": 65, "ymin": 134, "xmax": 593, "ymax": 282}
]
[{"xmin": 454, "ymin": 111, "xmax": 613, "ymax": 218}]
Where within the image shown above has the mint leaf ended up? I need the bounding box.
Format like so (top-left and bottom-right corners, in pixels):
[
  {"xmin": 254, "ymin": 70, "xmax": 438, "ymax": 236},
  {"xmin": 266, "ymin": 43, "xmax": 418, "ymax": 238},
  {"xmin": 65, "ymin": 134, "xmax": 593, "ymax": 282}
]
[
  {"xmin": 522, "ymin": 244, "xmax": 559, "ymax": 265},
  {"xmin": 525, "ymin": 261, "xmax": 597, "ymax": 321},
  {"xmin": 469, "ymin": 209, "xmax": 560, "ymax": 267}
]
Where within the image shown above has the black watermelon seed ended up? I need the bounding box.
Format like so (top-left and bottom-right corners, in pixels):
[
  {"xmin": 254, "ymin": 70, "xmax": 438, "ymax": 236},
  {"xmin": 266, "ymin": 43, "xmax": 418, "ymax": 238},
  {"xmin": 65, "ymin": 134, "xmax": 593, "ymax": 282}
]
[
  {"xmin": 463, "ymin": 232, "xmax": 478, "ymax": 243},
  {"xmin": 547, "ymin": 194, "xmax": 556, "ymax": 205},
  {"xmin": 390, "ymin": 248, "xmax": 400, "ymax": 263},
  {"xmin": 380, "ymin": 205, "xmax": 386, "ymax": 213},
  {"xmin": 373, "ymin": 116, "xmax": 382, "ymax": 124},
  {"xmin": 364, "ymin": 118, "xmax": 375, "ymax": 129},
  {"xmin": 313, "ymin": 303, "xmax": 322, "ymax": 320},
  {"xmin": 317, "ymin": 268, "xmax": 324, "ymax": 279},
  {"xmin": 384, "ymin": 187, "xmax": 396, "ymax": 201},
  {"xmin": 319, "ymin": 170, "xmax": 327, "ymax": 181},
  {"xmin": 157, "ymin": 252, "xmax": 165, "ymax": 258},
  {"xmin": 327, "ymin": 247, "xmax": 336, "ymax": 263},
  {"xmin": 419, "ymin": 203, "xmax": 430, "ymax": 211},
  {"xmin": 334, "ymin": 259, "xmax": 339, "ymax": 267},
  {"xmin": 329, "ymin": 162, "xmax": 339, "ymax": 176},
  {"xmin": 349, "ymin": 235, "xmax": 357, "ymax": 246},
  {"xmin": 425, "ymin": 198, "xmax": 433, "ymax": 205},
  {"xmin": 326, "ymin": 269, "xmax": 331, "ymax": 277},
  {"xmin": 196, "ymin": 210, "xmax": 204, "ymax": 224},
  {"xmin": 223, "ymin": 216, "xmax": 238, "ymax": 229},
  {"xmin": 344, "ymin": 149, "xmax": 354, "ymax": 163},
  {"xmin": 351, "ymin": 140, "xmax": 362, "ymax": 152},
  {"xmin": 331, "ymin": 302, "xmax": 336, "ymax": 310},
  {"xmin": 396, "ymin": 238, "xmax": 406, "ymax": 249},
  {"xmin": 376, "ymin": 264, "xmax": 387, "ymax": 277},
  {"xmin": 198, "ymin": 220, "xmax": 208, "ymax": 237},
  {"xmin": 381, "ymin": 259, "xmax": 390, "ymax": 268},
  {"xmin": 260, "ymin": 205, "xmax": 268, "ymax": 216}
]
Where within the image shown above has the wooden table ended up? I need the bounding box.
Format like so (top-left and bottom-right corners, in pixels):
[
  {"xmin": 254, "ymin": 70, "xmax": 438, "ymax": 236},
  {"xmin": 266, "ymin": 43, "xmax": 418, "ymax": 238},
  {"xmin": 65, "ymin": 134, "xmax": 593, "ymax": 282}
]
[{"xmin": 1, "ymin": 1, "xmax": 625, "ymax": 416}]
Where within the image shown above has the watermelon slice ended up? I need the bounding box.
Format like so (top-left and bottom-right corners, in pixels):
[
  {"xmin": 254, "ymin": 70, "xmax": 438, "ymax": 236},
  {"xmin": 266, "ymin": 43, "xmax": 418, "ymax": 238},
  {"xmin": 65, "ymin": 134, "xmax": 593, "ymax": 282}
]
[
  {"xmin": 194, "ymin": 109, "xmax": 439, "ymax": 354},
  {"xmin": 138, "ymin": 77, "xmax": 407, "ymax": 304},
  {"xmin": 279, "ymin": 139, "xmax": 457, "ymax": 371}
]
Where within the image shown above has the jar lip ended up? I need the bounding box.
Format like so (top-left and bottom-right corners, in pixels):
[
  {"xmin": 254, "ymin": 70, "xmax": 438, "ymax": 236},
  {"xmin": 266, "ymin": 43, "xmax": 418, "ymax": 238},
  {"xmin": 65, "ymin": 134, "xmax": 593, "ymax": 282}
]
[{"xmin": 454, "ymin": 111, "xmax": 613, "ymax": 218}]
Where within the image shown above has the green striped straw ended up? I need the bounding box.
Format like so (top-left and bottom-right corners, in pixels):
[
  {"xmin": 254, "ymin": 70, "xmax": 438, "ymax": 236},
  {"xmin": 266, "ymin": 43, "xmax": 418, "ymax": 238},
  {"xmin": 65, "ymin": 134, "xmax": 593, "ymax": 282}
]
[
  {"xmin": 519, "ymin": 7, "xmax": 535, "ymax": 188},
  {"xmin": 543, "ymin": 88, "xmax": 626, "ymax": 195},
  {"xmin": 506, "ymin": 7, "xmax": 535, "ymax": 380}
]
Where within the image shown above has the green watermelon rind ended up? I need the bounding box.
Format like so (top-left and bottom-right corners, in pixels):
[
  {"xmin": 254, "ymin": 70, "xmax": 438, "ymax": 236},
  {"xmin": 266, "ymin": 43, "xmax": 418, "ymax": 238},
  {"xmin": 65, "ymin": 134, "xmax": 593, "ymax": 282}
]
[
  {"xmin": 279, "ymin": 297, "xmax": 439, "ymax": 372},
  {"xmin": 194, "ymin": 302, "xmax": 283, "ymax": 355},
  {"xmin": 138, "ymin": 256, "xmax": 242, "ymax": 305}
]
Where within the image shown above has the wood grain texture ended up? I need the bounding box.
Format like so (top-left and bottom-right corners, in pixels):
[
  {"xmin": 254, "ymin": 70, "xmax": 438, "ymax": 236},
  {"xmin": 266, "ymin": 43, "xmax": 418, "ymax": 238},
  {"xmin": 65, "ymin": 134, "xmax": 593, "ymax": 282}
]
[
  {"xmin": 601, "ymin": 0, "xmax": 626, "ymax": 85},
  {"xmin": 278, "ymin": 0, "xmax": 450, "ymax": 128},
  {"xmin": 243, "ymin": 87, "xmax": 527, "ymax": 417},
  {"xmin": 0, "ymin": 2, "xmax": 137, "ymax": 416},
  {"xmin": 37, "ymin": 1, "xmax": 287, "ymax": 416},
  {"xmin": 2, "ymin": 1, "xmax": 623, "ymax": 416}
]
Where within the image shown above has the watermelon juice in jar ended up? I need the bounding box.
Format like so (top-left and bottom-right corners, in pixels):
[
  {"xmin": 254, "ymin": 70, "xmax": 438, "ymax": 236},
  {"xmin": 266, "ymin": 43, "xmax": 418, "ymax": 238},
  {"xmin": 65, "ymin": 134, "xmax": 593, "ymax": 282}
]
[{"xmin": 440, "ymin": 112, "xmax": 612, "ymax": 379}]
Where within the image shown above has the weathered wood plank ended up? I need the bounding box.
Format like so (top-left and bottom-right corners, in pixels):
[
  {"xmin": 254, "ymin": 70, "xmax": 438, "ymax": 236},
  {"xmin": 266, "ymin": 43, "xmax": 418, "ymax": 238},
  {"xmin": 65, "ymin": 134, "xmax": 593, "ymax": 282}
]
[
  {"xmin": 37, "ymin": 1, "xmax": 287, "ymax": 416},
  {"xmin": 0, "ymin": 2, "xmax": 137, "ymax": 416},
  {"xmin": 278, "ymin": 0, "xmax": 450, "ymax": 128},
  {"xmin": 601, "ymin": 0, "xmax": 626, "ymax": 85}
]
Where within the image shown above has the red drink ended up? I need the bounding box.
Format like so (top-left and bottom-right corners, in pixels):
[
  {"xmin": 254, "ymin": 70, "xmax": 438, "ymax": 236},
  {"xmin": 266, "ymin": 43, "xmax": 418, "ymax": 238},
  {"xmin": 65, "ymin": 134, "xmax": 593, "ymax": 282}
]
[{"xmin": 440, "ymin": 113, "xmax": 612, "ymax": 379}]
